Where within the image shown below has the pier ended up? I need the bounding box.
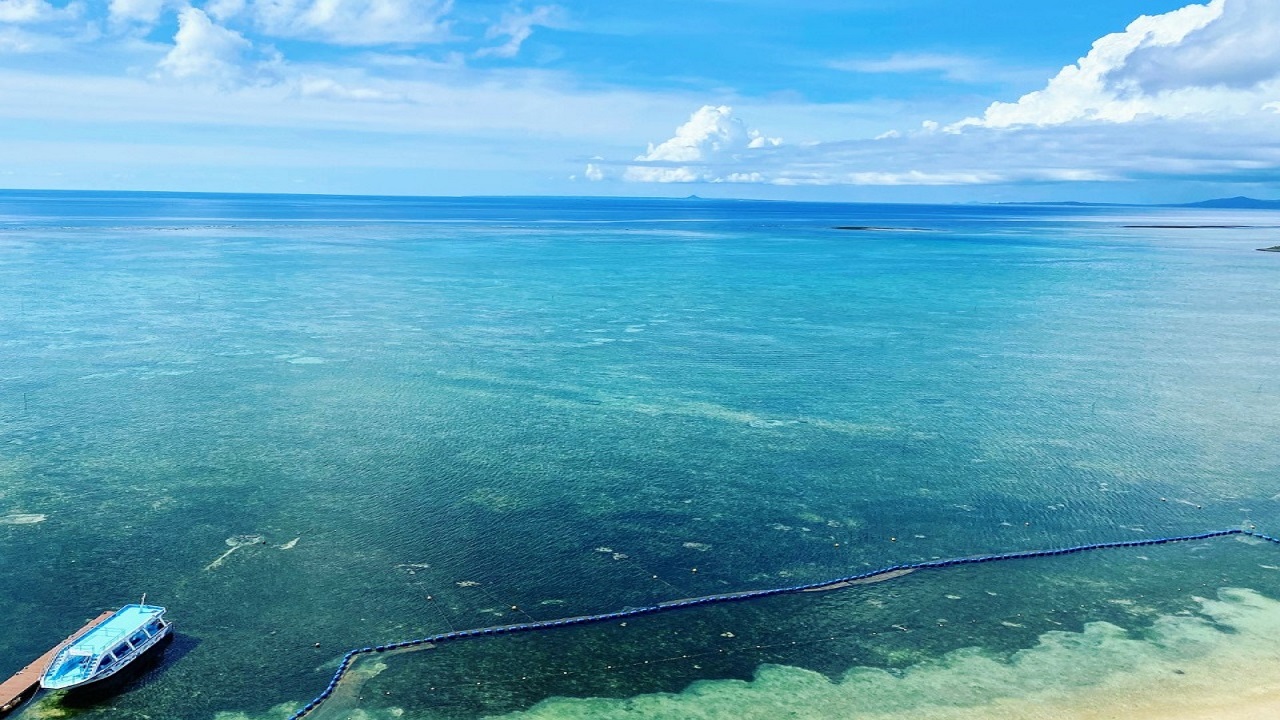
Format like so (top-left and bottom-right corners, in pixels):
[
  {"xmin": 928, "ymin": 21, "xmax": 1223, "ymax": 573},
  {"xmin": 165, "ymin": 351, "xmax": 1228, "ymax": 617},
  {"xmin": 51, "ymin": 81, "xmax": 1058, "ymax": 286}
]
[{"xmin": 0, "ymin": 611, "xmax": 113, "ymax": 716}]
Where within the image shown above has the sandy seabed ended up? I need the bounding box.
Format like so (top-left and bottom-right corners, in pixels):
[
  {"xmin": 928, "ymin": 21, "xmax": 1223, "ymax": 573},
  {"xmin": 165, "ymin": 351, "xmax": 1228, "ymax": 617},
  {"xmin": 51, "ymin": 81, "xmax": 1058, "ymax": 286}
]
[
  {"xmin": 486, "ymin": 587, "xmax": 1280, "ymax": 720},
  {"xmin": 211, "ymin": 587, "xmax": 1280, "ymax": 720}
]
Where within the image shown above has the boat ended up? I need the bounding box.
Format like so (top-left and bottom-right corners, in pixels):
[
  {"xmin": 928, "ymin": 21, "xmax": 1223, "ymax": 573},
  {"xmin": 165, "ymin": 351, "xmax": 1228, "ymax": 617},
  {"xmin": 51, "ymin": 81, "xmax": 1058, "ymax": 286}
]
[{"xmin": 39, "ymin": 604, "xmax": 172, "ymax": 691}]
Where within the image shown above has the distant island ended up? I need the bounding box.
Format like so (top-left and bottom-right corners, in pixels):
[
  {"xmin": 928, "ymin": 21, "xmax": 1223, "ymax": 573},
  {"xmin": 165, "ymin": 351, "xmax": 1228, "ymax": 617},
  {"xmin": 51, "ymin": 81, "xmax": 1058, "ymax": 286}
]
[
  {"xmin": 1125, "ymin": 224, "xmax": 1252, "ymax": 229},
  {"xmin": 1259, "ymin": 246, "xmax": 1280, "ymax": 253},
  {"xmin": 996, "ymin": 196, "xmax": 1280, "ymax": 209},
  {"xmin": 1173, "ymin": 196, "xmax": 1280, "ymax": 209}
]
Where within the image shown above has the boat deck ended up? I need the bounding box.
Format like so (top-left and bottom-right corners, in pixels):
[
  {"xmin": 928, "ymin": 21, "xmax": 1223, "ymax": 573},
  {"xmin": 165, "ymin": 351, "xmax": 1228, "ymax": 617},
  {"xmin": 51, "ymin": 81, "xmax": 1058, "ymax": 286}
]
[
  {"xmin": 65, "ymin": 606, "xmax": 162, "ymax": 657},
  {"xmin": 0, "ymin": 611, "xmax": 113, "ymax": 716},
  {"xmin": 41, "ymin": 605, "xmax": 167, "ymax": 691}
]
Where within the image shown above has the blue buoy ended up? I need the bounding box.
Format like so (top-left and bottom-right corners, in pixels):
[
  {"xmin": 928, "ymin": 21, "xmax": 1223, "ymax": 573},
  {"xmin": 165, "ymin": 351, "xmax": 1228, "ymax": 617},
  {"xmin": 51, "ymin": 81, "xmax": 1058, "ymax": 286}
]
[{"xmin": 284, "ymin": 526, "xmax": 1269, "ymax": 718}]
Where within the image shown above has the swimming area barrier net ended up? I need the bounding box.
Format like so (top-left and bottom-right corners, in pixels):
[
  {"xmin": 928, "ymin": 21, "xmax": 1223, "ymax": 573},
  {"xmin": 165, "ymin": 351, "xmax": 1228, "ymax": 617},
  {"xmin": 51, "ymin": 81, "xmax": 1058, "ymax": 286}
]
[{"xmin": 286, "ymin": 527, "xmax": 1280, "ymax": 719}]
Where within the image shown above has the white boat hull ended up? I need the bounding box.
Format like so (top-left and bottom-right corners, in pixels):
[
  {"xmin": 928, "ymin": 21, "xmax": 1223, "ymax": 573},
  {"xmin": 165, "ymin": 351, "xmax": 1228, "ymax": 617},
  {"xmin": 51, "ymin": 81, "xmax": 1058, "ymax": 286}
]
[
  {"xmin": 49, "ymin": 622, "xmax": 172, "ymax": 692},
  {"xmin": 40, "ymin": 605, "xmax": 173, "ymax": 692}
]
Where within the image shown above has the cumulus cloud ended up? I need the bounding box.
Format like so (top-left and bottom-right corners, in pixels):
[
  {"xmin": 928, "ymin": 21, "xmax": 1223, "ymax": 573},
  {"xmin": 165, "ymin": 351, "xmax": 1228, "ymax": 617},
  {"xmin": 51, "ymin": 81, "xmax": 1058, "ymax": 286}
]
[
  {"xmin": 155, "ymin": 6, "xmax": 256, "ymax": 85},
  {"xmin": 609, "ymin": 106, "xmax": 1276, "ymax": 187},
  {"xmin": 1119, "ymin": 0, "xmax": 1280, "ymax": 92},
  {"xmin": 204, "ymin": 0, "xmax": 246, "ymax": 22},
  {"xmin": 953, "ymin": 0, "xmax": 1280, "ymax": 129},
  {"xmin": 615, "ymin": 105, "xmax": 782, "ymax": 183},
  {"xmin": 0, "ymin": 0, "xmax": 81, "ymax": 24},
  {"xmin": 601, "ymin": 118, "xmax": 1128, "ymax": 187},
  {"xmin": 0, "ymin": 1, "xmax": 84, "ymax": 55},
  {"xmin": 599, "ymin": 0, "xmax": 1280, "ymax": 188},
  {"xmin": 108, "ymin": 0, "xmax": 171, "ymax": 25},
  {"xmin": 246, "ymin": 0, "xmax": 453, "ymax": 46},
  {"xmin": 475, "ymin": 4, "xmax": 562, "ymax": 59}
]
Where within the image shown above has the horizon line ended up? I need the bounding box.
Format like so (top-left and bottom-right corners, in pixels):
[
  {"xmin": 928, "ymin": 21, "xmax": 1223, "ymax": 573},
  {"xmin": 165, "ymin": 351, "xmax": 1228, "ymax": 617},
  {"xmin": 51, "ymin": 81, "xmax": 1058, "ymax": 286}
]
[{"xmin": 4, "ymin": 187, "xmax": 1275, "ymax": 209}]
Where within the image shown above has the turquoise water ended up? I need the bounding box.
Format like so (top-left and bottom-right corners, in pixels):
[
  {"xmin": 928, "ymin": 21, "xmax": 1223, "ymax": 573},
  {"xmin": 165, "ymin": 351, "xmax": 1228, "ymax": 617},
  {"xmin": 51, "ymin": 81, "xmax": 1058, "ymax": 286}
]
[{"xmin": 2, "ymin": 191, "xmax": 1279, "ymax": 719}]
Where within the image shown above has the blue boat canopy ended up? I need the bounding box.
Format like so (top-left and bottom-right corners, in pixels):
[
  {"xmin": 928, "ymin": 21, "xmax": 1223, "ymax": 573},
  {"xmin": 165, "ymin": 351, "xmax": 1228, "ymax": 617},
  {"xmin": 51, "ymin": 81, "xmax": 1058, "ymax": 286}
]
[{"xmin": 41, "ymin": 605, "xmax": 169, "ymax": 691}]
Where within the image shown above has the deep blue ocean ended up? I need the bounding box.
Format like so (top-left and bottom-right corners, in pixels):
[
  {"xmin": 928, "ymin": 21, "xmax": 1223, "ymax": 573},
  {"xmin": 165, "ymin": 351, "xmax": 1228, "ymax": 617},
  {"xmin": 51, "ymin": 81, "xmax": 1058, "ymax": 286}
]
[{"xmin": 2, "ymin": 191, "xmax": 1280, "ymax": 719}]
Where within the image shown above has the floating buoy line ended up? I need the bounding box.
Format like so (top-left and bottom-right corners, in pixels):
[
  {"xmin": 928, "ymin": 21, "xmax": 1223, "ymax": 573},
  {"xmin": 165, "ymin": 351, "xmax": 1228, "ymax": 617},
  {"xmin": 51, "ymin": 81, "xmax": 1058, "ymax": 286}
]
[{"xmin": 287, "ymin": 527, "xmax": 1277, "ymax": 719}]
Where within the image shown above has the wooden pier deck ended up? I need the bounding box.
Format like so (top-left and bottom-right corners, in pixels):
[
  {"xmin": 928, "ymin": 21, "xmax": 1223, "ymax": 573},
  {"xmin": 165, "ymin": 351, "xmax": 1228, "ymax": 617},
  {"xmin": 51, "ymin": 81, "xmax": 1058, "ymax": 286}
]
[{"xmin": 0, "ymin": 611, "xmax": 114, "ymax": 716}]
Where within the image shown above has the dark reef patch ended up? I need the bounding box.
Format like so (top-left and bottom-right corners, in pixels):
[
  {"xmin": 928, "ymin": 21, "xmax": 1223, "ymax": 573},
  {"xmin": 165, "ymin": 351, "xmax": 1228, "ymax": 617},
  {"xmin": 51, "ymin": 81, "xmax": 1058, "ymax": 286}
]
[{"xmin": 833, "ymin": 226, "xmax": 933, "ymax": 232}]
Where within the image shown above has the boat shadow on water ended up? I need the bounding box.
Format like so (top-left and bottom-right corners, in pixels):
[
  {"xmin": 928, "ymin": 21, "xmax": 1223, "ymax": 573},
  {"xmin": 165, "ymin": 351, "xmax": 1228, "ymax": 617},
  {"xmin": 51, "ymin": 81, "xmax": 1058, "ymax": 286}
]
[{"xmin": 53, "ymin": 633, "xmax": 197, "ymax": 710}]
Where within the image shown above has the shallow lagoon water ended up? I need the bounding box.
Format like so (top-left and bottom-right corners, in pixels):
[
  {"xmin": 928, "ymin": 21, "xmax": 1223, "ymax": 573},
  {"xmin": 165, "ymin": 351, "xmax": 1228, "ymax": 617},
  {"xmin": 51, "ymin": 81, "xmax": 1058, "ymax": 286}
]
[{"xmin": 2, "ymin": 192, "xmax": 1280, "ymax": 719}]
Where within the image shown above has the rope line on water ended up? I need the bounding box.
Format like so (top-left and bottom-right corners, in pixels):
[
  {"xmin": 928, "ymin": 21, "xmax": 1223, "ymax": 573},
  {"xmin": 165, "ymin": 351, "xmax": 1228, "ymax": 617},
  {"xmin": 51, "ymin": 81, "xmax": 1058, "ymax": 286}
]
[{"xmin": 287, "ymin": 527, "xmax": 1279, "ymax": 720}]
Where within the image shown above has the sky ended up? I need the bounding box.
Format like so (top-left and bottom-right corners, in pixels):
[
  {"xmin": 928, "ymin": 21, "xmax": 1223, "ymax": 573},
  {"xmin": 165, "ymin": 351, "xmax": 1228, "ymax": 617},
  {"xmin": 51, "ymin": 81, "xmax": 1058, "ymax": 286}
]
[{"xmin": 1, "ymin": 0, "xmax": 1278, "ymax": 202}]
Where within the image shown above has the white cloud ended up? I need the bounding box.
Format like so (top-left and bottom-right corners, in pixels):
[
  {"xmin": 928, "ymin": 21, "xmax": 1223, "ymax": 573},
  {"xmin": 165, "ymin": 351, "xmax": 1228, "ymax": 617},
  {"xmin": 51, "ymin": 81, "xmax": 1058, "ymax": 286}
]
[
  {"xmin": 1118, "ymin": 0, "xmax": 1280, "ymax": 92},
  {"xmin": 747, "ymin": 131, "xmax": 781, "ymax": 149},
  {"xmin": 0, "ymin": 1, "xmax": 85, "ymax": 55},
  {"xmin": 601, "ymin": 0, "xmax": 1280, "ymax": 189},
  {"xmin": 0, "ymin": 63, "xmax": 707, "ymax": 143},
  {"xmin": 615, "ymin": 105, "xmax": 782, "ymax": 183},
  {"xmin": 832, "ymin": 53, "xmax": 991, "ymax": 84},
  {"xmin": 2, "ymin": 0, "xmax": 1274, "ymax": 197},
  {"xmin": 108, "ymin": 0, "xmax": 171, "ymax": 25},
  {"xmin": 0, "ymin": 0, "xmax": 80, "ymax": 24},
  {"xmin": 748, "ymin": 116, "xmax": 1279, "ymax": 187},
  {"xmin": 296, "ymin": 75, "xmax": 402, "ymax": 101},
  {"xmin": 204, "ymin": 0, "xmax": 246, "ymax": 22},
  {"xmin": 0, "ymin": 25, "xmax": 38, "ymax": 50},
  {"xmin": 247, "ymin": 0, "xmax": 453, "ymax": 46},
  {"xmin": 951, "ymin": 0, "xmax": 1280, "ymax": 129},
  {"xmin": 601, "ymin": 106, "xmax": 1278, "ymax": 187},
  {"xmin": 772, "ymin": 170, "xmax": 1003, "ymax": 187},
  {"xmin": 156, "ymin": 6, "xmax": 255, "ymax": 85},
  {"xmin": 475, "ymin": 4, "xmax": 563, "ymax": 59}
]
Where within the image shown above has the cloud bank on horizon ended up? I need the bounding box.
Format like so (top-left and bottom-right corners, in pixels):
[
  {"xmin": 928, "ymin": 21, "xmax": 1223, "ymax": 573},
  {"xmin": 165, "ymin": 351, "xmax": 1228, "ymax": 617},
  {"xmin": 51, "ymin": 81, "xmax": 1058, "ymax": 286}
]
[
  {"xmin": 0, "ymin": 0, "xmax": 1276, "ymax": 198},
  {"xmin": 593, "ymin": 0, "xmax": 1280, "ymax": 190}
]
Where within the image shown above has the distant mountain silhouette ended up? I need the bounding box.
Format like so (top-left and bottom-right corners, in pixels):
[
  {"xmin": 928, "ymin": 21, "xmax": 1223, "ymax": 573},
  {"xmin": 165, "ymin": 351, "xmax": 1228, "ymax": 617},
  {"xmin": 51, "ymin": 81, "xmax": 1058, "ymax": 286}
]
[
  {"xmin": 993, "ymin": 196, "xmax": 1280, "ymax": 209},
  {"xmin": 1172, "ymin": 196, "xmax": 1280, "ymax": 209}
]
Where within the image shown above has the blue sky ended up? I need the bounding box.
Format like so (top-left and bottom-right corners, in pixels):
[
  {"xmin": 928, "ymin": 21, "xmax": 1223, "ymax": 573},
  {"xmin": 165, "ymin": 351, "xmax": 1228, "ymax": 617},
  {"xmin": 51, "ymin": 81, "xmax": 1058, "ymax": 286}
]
[{"xmin": 1, "ymin": 0, "xmax": 1278, "ymax": 201}]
